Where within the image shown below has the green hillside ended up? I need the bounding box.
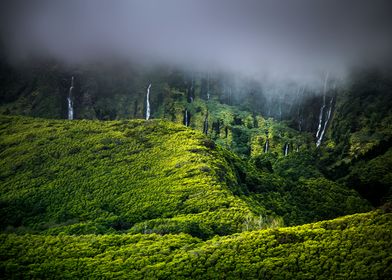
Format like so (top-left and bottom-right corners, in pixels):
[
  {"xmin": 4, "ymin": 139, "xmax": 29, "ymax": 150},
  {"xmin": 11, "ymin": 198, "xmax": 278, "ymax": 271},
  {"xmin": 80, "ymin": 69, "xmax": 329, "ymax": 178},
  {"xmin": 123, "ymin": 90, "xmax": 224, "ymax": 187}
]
[
  {"xmin": 0, "ymin": 115, "xmax": 273, "ymax": 238},
  {"xmin": 0, "ymin": 115, "xmax": 386, "ymax": 279},
  {"xmin": 1, "ymin": 210, "xmax": 391, "ymax": 279},
  {"xmin": 0, "ymin": 2, "xmax": 391, "ymax": 278},
  {"xmin": 1, "ymin": 63, "xmax": 391, "ymax": 207},
  {"xmin": 0, "ymin": 115, "xmax": 370, "ymax": 237}
]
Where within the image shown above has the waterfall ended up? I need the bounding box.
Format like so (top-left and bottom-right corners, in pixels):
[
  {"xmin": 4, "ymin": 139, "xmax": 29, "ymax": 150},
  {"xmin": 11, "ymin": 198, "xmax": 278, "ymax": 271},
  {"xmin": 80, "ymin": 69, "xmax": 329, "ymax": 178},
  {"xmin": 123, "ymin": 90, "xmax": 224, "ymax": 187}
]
[
  {"xmin": 316, "ymin": 97, "xmax": 333, "ymax": 147},
  {"xmin": 264, "ymin": 139, "xmax": 269, "ymax": 153},
  {"xmin": 67, "ymin": 76, "xmax": 74, "ymax": 120},
  {"xmin": 315, "ymin": 96, "xmax": 326, "ymax": 139},
  {"xmin": 284, "ymin": 143, "xmax": 289, "ymax": 156},
  {"xmin": 184, "ymin": 109, "xmax": 189, "ymax": 126},
  {"xmin": 315, "ymin": 72, "xmax": 329, "ymax": 139},
  {"xmin": 146, "ymin": 83, "xmax": 151, "ymax": 120}
]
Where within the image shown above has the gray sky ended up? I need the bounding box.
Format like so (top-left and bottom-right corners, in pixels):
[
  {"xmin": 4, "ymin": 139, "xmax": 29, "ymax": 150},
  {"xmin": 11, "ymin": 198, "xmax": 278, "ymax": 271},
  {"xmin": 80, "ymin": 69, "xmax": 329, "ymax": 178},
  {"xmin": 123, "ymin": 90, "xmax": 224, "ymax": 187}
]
[{"xmin": 1, "ymin": 0, "xmax": 391, "ymax": 84}]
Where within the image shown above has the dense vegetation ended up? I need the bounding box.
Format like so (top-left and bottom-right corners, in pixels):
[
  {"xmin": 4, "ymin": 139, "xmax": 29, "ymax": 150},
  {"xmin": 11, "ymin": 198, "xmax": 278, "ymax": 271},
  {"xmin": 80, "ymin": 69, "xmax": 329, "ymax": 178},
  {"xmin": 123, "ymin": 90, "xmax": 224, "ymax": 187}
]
[
  {"xmin": 320, "ymin": 68, "xmax": 392, "ymax": 205},
  {"xmin": 1, "ymin": 210, "xmax": 391, "ymax": 279},
  {"xmin": 1, "ymin": 61, "xmax": 391, "ymax": 206},
  {"xmin": 0, "ymin": 60, "xmax": 391, "ymax": 278},
  {"xmin": 0, "ymin": 115, "xmax": 271, "ymax": 238},
  {"xmin": 0, "ymin": 115, "xmax": 370, "ymax": 237}
]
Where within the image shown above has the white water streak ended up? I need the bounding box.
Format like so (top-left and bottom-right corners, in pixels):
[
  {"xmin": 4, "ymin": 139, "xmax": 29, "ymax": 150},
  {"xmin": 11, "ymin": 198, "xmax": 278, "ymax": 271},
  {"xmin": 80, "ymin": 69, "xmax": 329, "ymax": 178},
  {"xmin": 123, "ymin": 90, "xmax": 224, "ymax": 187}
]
[
  {"xmin": 67, "ymin": 76, "xmax": 74, "ymax": 120},
  {"xmin": 316, "ymin": 72, "xmax": 329, "ymax": 139},
  {"xmin": 284, "ymin": 143, "xmax": 289, "ymax": 156},
  {"xmin": 316, "ymin": 97, "xmax": 333, "ymax": 147},
  {"xmin": 146, "ymin": 83, "xmax": 151, "ymax": 120},
  {"xmin": 264, "ymin": 139, "xmax": 269, "ymax": 153}
]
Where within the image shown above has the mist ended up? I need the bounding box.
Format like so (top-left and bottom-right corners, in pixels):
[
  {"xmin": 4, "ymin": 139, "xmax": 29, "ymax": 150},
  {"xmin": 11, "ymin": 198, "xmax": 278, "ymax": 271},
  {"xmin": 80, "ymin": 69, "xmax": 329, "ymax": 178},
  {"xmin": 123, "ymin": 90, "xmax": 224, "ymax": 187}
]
[{"xmin": 1, "ymin": 0, "xmax": 391, "ymax": 87}]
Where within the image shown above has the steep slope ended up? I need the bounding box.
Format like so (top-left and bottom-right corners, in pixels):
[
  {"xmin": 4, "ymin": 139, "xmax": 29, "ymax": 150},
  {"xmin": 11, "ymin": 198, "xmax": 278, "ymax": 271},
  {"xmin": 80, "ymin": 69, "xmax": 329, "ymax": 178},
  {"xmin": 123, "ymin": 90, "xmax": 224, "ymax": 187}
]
[
  {"xmin": 1, "ymin": 209, "xmax": 391, "ymax": 279},
  {"xmin": 0, "ymin": 115, "xmax": 282, "ymax": 238},
  {"xmin": 0, "ymin": 115, "xmax": 370, "ymax": 237},
  {"xmin": 320, "ymin": 68, "xmax": 392, "ymax": 205}
]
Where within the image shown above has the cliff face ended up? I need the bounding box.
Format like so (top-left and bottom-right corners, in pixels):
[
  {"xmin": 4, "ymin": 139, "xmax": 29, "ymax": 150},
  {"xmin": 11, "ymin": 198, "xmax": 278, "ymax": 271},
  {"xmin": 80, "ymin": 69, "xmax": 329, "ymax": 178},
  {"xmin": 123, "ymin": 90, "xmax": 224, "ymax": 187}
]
[{"xmin": 320, "ymin": 68, "xmax": 392, "ymax": 205}]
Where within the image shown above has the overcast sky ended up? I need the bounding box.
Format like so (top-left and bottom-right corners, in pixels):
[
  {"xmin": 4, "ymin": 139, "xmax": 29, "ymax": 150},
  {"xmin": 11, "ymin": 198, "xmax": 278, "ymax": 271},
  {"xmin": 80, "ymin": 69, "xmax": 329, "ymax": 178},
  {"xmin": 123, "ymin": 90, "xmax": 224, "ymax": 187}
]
[{"xmin": 1, "ymin": 0, "xmax": 391, "ymax": 84}]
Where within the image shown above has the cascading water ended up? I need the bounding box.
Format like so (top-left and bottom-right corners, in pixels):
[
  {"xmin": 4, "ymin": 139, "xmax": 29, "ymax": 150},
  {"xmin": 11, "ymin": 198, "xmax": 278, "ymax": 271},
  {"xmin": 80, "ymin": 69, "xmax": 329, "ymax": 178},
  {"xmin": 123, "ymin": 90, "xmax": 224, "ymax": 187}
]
[
  {"xmin": 184, "ymin": 109, "xmax": 189, "ymax": 126},
  {"xmin": 264, "ymin": 139, "xmax": 269, "ymax": 153},
  {"xmin": 284, "ymin": 143, "xmax": 289, "ymax": 156},
  {"xmin": 315, "ymin": 72, "xmax": 329, "ymax": 142},
  {"xmin": 316, "ymin": 97, "xmax": 333, "ymax": 147},
  {"xmin": 146, "ymin": 84, "xmax": 151, "ymax": 120},
  {"xmin": 67, "ymin": 76, "xmax": 74, "ymax": 120},
  {"xmin": 315, "ymin": 95, "xmax": 326, "ymax": 138}
]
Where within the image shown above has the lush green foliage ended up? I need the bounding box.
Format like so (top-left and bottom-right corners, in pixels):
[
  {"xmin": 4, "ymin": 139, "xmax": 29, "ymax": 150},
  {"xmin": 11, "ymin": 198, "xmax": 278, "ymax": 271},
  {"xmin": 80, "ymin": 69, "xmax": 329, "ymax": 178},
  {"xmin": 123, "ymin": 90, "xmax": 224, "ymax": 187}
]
[
  {"xmin": 0, "ymin": 115, "xmax": 371, "ymax": 237},
  {"xmin": 1, "ymin": 210, "xmax": 391, "ymax": 279},
  {"xmin": 1, "ymin": 64, "xmax": 390, "ymax": 278},
  {"xmin": 0, "ymin": 115, "xmax": 285, "ymax": 238},
  {"xmin": 320, "ymin": 68, "xmax": 392, "ymax": 205}
]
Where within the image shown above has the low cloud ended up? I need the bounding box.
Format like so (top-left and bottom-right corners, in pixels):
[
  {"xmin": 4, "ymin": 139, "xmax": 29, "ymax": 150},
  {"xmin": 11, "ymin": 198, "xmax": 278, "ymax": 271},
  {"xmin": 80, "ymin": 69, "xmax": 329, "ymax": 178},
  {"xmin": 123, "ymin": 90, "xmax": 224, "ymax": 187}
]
[{"xmin": 1, "ymin": 0, "xmax": 391, "ymax": 86}]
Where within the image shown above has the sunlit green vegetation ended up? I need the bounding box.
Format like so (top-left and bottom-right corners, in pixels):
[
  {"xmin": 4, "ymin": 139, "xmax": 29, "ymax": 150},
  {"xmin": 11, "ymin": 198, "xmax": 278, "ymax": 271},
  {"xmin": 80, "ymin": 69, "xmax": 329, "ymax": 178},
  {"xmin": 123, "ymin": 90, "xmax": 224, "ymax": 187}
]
[
  {"xmin": 0, "ymin": 114, "xmax": 383, "ymax": 279},
  {"xmin": 0, "ymin": 115, "xmax": 277, "ymax": 238},
  {"xmin": 1, "ymin": 210, "xmax": 391, "ymax": 279},
  {"xmin": 0, "ymin": 115, "xmax": 370, "ymax": 237}
]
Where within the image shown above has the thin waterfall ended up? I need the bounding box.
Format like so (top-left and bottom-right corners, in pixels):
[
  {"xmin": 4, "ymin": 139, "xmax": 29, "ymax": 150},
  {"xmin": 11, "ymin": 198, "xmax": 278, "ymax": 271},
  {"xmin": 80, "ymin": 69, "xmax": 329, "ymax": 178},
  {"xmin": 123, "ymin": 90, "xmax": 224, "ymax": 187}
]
[
  {"xmin": 67, "ymin": 76, "xmax": 74, "ymax": 120},
  {"xmin": 184, "ymin": 109, "xmax": 189, "ymax": 126},
  {"xmin": 264, "ymin": 139, "xmax": 269, "ymax": 153},
  {"xmin": 315, "ymin": 96, "xmax": 325, "ymax": 138},
  {"xmin": 284, "ymin": 143, "xmax": 289, "ymax": 156},
  {"xmin": 316, "ymin": 97, "xmax": 333, "ymax": 147},
  {"xmin": 316, "ymin": 72, "xmax": 329, "ymax": 139},
  {"xmin": 146, "ymin": 84, "xmax": 151, "ymax": 120}
]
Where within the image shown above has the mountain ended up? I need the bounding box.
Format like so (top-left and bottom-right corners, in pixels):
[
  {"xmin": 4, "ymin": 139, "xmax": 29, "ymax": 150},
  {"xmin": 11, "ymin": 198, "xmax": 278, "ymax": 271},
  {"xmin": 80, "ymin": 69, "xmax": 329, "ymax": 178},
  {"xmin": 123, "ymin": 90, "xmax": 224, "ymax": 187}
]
[
  {"xmin": 1, "ymin": 60, "xmax": 391, "ymax": 205},
  {"xmin": 0, "ymin": 59, "xmax": 391, "ymax": 278},
  {"xmin": 0, "ymin": 115, "xmax": 370, "ymax": 236}
]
